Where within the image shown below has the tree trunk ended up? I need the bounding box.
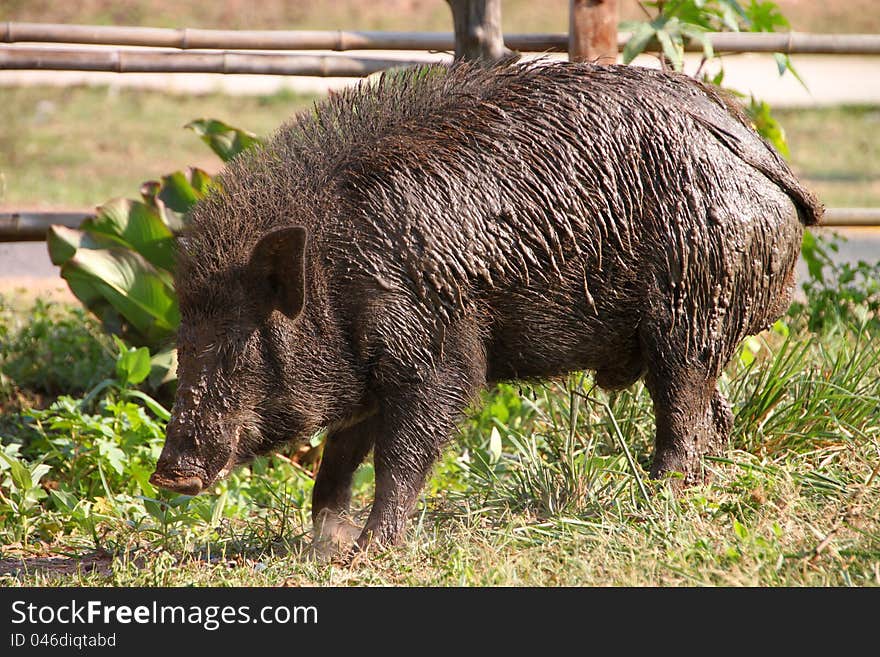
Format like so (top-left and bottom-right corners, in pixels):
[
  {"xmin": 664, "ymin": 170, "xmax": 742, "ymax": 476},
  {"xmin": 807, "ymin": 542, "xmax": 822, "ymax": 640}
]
[
  {"xmin": 445, "ymin": 0, "xmax": 514, "ymax": 63},
  {"xmin": 569, "ymin": 0, "xmax": 619, "ymax": 64}
]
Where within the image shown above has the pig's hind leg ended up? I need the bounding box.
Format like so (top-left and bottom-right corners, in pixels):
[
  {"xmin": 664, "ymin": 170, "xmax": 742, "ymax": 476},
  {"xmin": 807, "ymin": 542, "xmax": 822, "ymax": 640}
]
[
  {"xmin": 641, "ymin": 330, "xmax": 733, "ymax": 487},
  {"xmin": 311, "ymin": 415, "xmax": 379, "ymax": 557}
]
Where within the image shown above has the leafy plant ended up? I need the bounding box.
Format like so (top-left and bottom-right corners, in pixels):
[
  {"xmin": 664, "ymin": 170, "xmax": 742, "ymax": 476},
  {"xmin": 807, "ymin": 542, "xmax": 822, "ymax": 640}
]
[
  {"xmin": 791, "ymin": 231, "xmax": 880, "ymax": 332},
  {"xmin": 0, "ymin": 299, "xmax": 113, "ymax": 396},
  {"xmin": 21, "ymin": 341, "xmax": 171, "ymax": 500},
  {"xmin": 621, "ymin": 1, "xmax": 799, "ymax": 155},
  {"xmin": 0, "ymin": 444, "xmax": 51, "ymax": 543},
  {"xmin": 1, "ymin": 318, "xmax": 317, "ymax": 552},
  {"xmin": 745, "ymin": 95, "xmax": 789, "ymax": 157},
  {"xmin": 185, "ymin": 119, "xmax": 262, "ymax": 163},
  {"xmin": 46, "ymin": 120, "xmax": 263, "ymax": 354},
  {"xmin": 622, "ymin": 1, "xmax": 796, "ymax": 76}
]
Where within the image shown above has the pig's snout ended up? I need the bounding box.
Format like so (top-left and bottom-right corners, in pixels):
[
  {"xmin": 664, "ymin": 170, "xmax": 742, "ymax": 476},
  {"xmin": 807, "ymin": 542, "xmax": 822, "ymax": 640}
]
[
  {"xmin": 150, "ymin": 448, "xmax": 207, "ymax": 495},
  {"xmin": 149, "ymin": 471, "xmax": 205, "ymax": 495}
]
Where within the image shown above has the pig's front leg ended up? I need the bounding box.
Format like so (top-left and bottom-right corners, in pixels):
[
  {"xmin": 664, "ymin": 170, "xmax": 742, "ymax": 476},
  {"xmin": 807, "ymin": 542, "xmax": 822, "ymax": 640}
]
[
  {"xmin": 356, "ymin": 328, "xmax": 486, "ymax": 551},
  {"xmin": 356, "ymin": 400, "xmax": 445, "ymax": 551},
  {"xmin": 311, "ymin": 413, "xmax": 379, "ymax": 558}
]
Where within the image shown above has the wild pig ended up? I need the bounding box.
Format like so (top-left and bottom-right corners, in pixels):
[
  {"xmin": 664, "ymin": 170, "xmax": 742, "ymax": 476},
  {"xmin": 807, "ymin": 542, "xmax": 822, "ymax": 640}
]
[{"xmin": 150, "ymin": 60, "xmax": 822, "ymax": 553}]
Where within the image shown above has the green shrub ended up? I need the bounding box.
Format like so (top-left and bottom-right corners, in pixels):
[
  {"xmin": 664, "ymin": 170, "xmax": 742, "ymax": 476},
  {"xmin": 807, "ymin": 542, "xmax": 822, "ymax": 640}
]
[
  {"xmin": 46, "ymin": 119, "xmax": 262, "ymax": 353},
  {"xmin": 0, "ymin": 298, "xmax": 113, "ymax": 396},
  {"xmin": 791, "ymin": 231, "xmax": 880, "ymax": 332}
]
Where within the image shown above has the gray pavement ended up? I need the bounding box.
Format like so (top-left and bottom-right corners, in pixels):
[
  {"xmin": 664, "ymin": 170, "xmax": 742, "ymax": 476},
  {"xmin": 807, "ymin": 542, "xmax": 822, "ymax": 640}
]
[
  {"xmin": 2, "ymin": 228, "xmax": 877, "ymax": 298},
  {"xmin": 1, "ymin": 50, "xmax": 879, "ymax": 107}
]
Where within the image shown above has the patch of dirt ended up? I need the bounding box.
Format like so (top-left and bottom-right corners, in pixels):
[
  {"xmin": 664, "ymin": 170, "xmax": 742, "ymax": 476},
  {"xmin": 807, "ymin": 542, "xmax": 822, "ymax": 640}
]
[
  {"xmin": 0, "ymin": 277, "xmax": 76, "ymax": 303},
  {"xmin": 0, "ymin": 552, "xmax": 113, "ymax": 579}
]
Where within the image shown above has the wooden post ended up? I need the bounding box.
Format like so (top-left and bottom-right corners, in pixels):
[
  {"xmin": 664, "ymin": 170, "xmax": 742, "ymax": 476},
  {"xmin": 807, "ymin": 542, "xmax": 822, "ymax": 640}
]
[
  {"xmin": 569, "ymin": 0, "xmax": 619, "ymax": 64},
  {"xmin": 445, "ymin": 0, "xmax": 514, "ymax": 62}
]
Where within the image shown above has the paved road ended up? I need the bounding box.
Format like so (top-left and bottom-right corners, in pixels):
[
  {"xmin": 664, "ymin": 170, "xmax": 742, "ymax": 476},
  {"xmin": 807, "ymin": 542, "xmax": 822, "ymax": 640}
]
[{"xmin": 1, "ymin": 50, "xmax": 879, "ymax": 107}]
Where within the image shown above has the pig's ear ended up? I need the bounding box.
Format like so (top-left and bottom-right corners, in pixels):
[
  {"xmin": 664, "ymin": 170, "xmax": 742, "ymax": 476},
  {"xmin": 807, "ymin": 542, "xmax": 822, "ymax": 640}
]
[{"xmin": 248, "ymin": 226, "xmax": 308, "ymax": 320}]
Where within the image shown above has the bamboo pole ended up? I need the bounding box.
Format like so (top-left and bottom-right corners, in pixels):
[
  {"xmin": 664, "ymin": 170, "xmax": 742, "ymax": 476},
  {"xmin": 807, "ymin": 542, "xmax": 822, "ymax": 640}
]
[
  {"xmin": 0, "ymin": 47, "xmax": 433, "ymax": 76},
  {"xmin": 0, "ymin": 211, "xmax": 91, "ymax": 242},
  {"xmin": 3, "ymin": 22, "xmax": 880, "ymax": 54},
  {"xmin": 822, "ymin": 208, "xmax": 880, "ymax": 227},
  {"xmin": 0, "ymin": 23, "xmax": 458, "ymax": 51},
  {"xmin": 3, "ymin": 208, "xmax": 879, "ymax": 242}
]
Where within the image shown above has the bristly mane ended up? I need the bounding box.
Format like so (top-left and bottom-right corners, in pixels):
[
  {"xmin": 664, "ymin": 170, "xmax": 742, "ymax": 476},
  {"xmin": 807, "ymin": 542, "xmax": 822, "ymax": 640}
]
[{"xmin": 177, "ymin": 60, "xmax": 822, "ymax": 314}]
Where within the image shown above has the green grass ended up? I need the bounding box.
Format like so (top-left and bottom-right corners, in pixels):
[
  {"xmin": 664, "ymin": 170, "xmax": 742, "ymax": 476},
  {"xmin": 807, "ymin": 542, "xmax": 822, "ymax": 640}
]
[
  {"xmin": 776, "ymin": 105, "xmax": 880, "ymax": 207},
  {"xmin": 1, "ymin": 85, "xmax": 878, "ymax": 210},
  {"xmin": 1, "ymin": 280, "xmax": 879, "ymax": 586},
  {"xmin": 0, "ymin": 87, "xmax": 318, "ymax": 207}
]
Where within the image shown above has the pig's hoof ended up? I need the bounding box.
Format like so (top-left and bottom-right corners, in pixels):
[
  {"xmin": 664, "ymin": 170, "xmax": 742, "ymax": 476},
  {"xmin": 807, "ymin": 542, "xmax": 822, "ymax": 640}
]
[{"xmin": 310, "ymin": 511, "xmax": 362, "ymax": 563}]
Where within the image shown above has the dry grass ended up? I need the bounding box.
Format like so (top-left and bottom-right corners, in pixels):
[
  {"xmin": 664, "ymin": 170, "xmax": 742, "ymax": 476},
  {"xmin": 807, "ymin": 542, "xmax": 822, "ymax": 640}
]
[
  {"xmin": 0, "ymin": 0, "xmax": 877, "ymax": 33},
  {"xmin": 0, "ymin": 86, "xmax": 318, "ymax": 207}
]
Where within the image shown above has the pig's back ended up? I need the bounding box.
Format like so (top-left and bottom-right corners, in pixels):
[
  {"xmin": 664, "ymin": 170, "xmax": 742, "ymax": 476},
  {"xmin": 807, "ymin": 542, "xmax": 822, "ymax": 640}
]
[{"xmin": 322, "ymin": 61, "xmax": 817, "ymax": 322}]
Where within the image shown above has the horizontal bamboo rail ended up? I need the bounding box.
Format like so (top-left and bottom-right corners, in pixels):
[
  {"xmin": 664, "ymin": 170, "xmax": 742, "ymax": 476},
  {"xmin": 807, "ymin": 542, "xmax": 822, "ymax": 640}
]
[
  {"xmin": 2, "ymin": 208, "xmax": 879, "ymax": 242},
  {"xmin": 3, "ymin": 22, "xmax": 880, "ymax": 55},
  {"xmin": 0, "ymin": 211, "xmax": 91, "ymax": 242},
  {"xmin": 0, "ymin": 47, "xmax": 428, "ymax": 76}
]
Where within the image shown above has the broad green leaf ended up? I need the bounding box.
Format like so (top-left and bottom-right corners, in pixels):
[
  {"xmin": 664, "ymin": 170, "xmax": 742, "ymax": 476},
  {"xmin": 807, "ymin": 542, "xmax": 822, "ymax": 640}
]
[
  {"xmin": 718, "ymin": 0, "xmax": 747, "ymax": 30},
  {"xmin": 772, "ymin": 319, "xmax": 790, "ymax": 338},
  {"xmin": 746, "ymin": 0, "xmax": 790, "ymax": 32},
  {"xmin": 0, "ymin": 452, "xmax": 32, "ymax": 493},
  {"xmin": 801, "ymin": 231, "xmax": 825, "ymax": 283},
  {"xmin": 126, "ymin": 390, "xmax": 171, "ymax": 421},
  {"xmin": 773, "ymin": 53, "xmax": 807, "ymax": 89},
  {"xmin": 210, "ymin": 489, "xmax": 228, "ymax": 527},
  {"xmin": 59, "ymin": 247, "xmax": 179, "ymax": 345},
  {"xmin": 185, "ymin": 119, "xmax": 263, "ymax": 163},
  {"xmin": 145, "ymin": 168, "xmax": 213, "ymax": 215},
  {"xmin": 665, "ymin": 3, "xmax": 710, "ymax": 30},
  {"xmin": 149, "ymin": 346, "xmax": 178, "ymax": 389},
  {"xmin": 49, "ymin": 488, "xmax": 78, "ymax": 512},
  {"xmin": 622, "ymin": 22, "xmax": 657, "ymax": 65},
  {"xmin": 681, "ymin": 24, "xmax": 714, "ymax": 61},
  {"xmin": 488, "ymin": 427, "xmax": 503, "ymax": 464},
  {"xmin": 656, "ymin": 28, "xmax": 684, "ymax": 71},
  {"xmin": 618, "ymin": 20, "xmax": 645, "ymax": 32},
  {"xmin": 774, "ymin": 52, "xmax": 787, "ymax": 75},
  {"xmin": 85, "ymin": 199, "xmax": 177, "ymax": 271},
  {"xmin": 48, "ymin": 226, "xmax": 137, "ymax": 335},
  {"xmin": 30, "ymin": 463, "xmax": 52, "ymax": 487},
  {"xmin": 140, "ymin": 497, "xmax": 166, "ymax": 522},
  {"xmin": 98, "ymin": 441, "xmax": 126, "ymax": 476},
  {"xmin": 141, "ymin": 168, "xmax": 213, "ymax": 234},
  {"xmin": 116, "ymin": 344, "xmax": 152, "ymax": 386},
  {"xmin": 746, "ymin": 96, "xmax": 789, "ymax": 158},
  {"xmin": 47, "ymin": 224, "xmax": 118, "ymax": 266}
]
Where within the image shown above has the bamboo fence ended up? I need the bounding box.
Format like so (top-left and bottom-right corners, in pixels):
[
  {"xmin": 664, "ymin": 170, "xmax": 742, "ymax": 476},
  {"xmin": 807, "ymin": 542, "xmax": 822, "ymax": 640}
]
[
  {"xmin": 3, "ymin": 22, "xmax": 880, "ymax": 55},
  {"xmin": 0, "ymin": 48, "xmax": 428, "ymax": 76}
]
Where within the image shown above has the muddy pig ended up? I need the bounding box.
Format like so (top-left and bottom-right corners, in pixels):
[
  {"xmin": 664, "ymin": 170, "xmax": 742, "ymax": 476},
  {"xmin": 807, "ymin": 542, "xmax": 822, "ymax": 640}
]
[{"xmin": 150, "ymin": 60, "xmax": 822, "ymax": 553}]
